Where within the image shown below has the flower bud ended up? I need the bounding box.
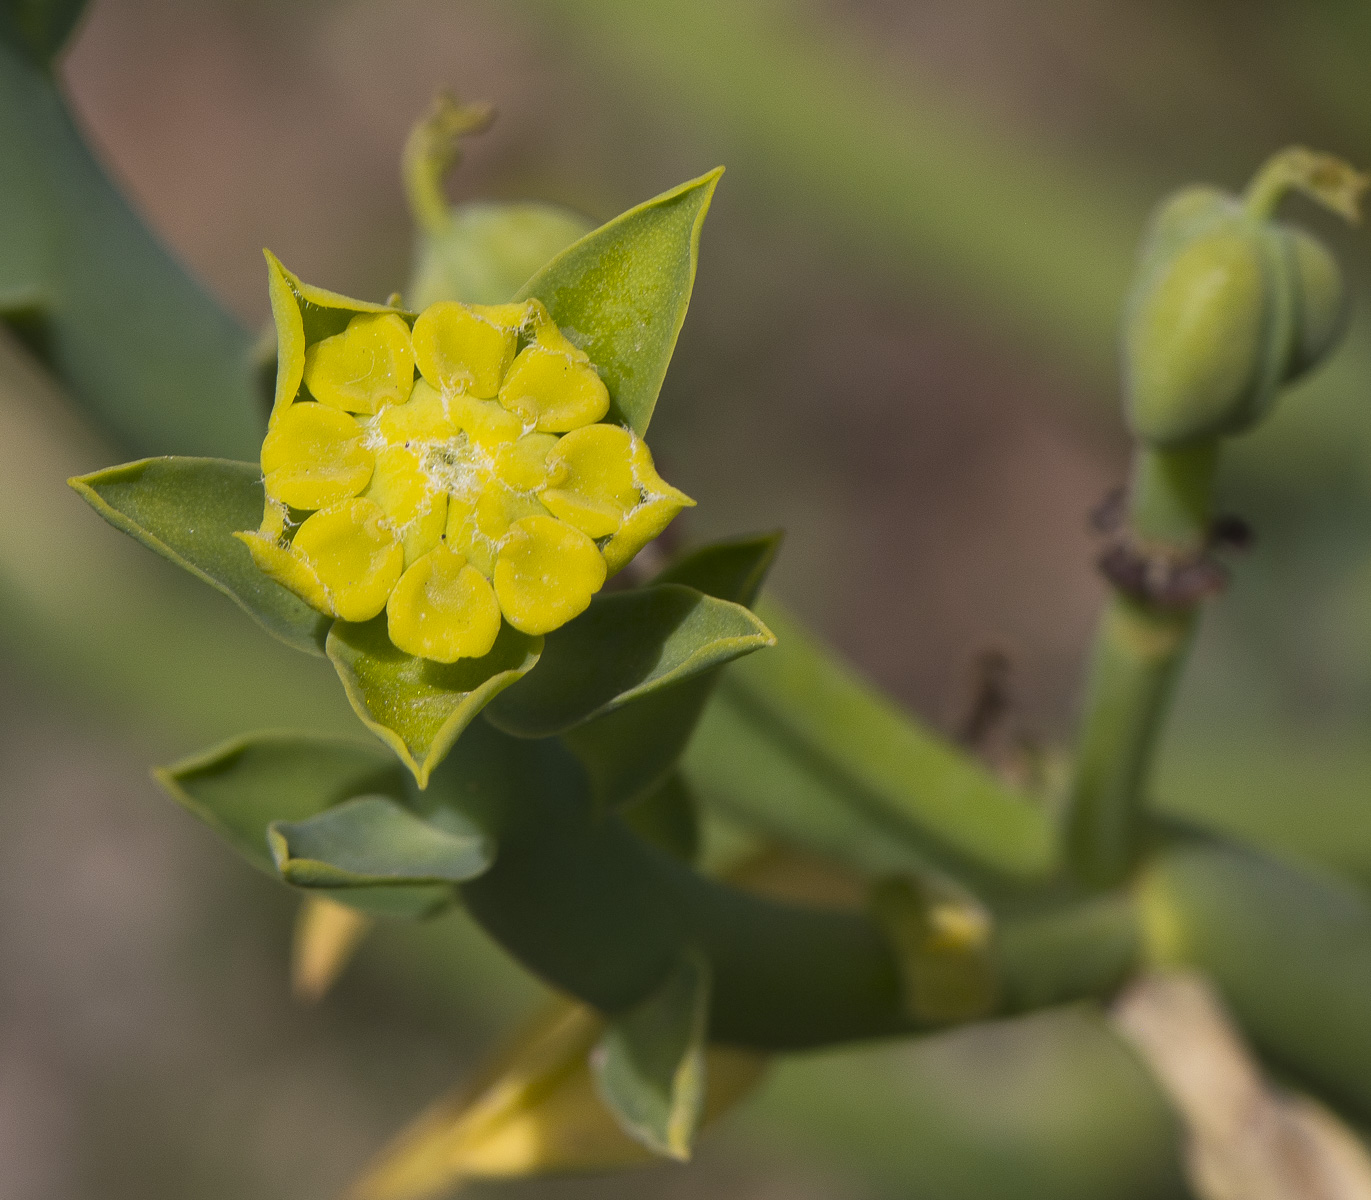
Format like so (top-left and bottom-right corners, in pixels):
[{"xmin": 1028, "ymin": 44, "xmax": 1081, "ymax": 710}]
[{"xmin": 1123, "ymin": 149, "xmax": 1364, "ymax": 448}]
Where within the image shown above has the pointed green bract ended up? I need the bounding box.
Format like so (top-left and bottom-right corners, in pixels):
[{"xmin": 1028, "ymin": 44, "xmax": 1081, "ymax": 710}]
[
  {"xmin": 592, "ymin": 950, "xmax": 711, "ymax": 1160},
  {"xmin": 485, "ymin": 583, "xmax": 774, "ymax": 739},
  {"xmin": 268, "ymin": 795, "xmax": 492, "ymax": 887},
  {"xmin": 155, "ymin": 732, "xmax": 406, "ymax": 874},
  {"xmin": 69, "ymin": 456, "xmax": 332, "ymax": 654},
  {"xmin": 561, "ymin": 534, "xmax": 782, "ymax": 808},
  {"xmin": 326, "ymin": 617, "xmax": 542, "ymax": 787},
  {"xmin": 517, "ymin": 168, "xmax": 722, "ymax": 433}
]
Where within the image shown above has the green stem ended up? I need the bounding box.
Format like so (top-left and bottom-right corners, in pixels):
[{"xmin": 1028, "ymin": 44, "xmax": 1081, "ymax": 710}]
[
  {"xmin": 401, "ymin": 95, "xmax": 494, "ymax": 238},
  {"xmin": 1064, "ymin": 442, "xmax": 1218, "ymax": 888}
]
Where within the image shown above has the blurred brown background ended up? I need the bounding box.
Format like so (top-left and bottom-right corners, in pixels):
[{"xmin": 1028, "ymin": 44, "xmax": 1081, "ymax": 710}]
[{"xmin": 5, "ymin": 1, "xmax": 1371, "ymax": 1197}]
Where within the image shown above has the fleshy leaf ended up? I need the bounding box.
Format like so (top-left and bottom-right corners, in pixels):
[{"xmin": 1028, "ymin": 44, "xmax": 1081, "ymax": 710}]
[
  {"xmin": 591, "ymin": 951, "xmax": 712, "ymax": 1160},
  {"xmin": 327, "ymin": 616, "xmax": 542, "ymax": 787},
  {"xmin": 0, "ymin": 0, "xmax": 88, "ymax": 62},
  {"xmin": 485, "ymin": 584, "xmax": 774, "ymax": 739},
  {"xmin": 621, "ymin": 773, "xmax": 700, "ymax": 863},
  {"xmin": 269, "ymin": 795, "xmax": 492, "ymax": 887},
  {"xmin": 560, "ymin": 533, "xmax": 782, "ymax": 808},
  {"xmin": 689, "ymin": 601, "xmax": 1058, "ymax": 885},
  {"xmin": 69, "ymin": 456, "xmax": 331, "ymax": 654},
  {"xmin": 155, "ymin": 731, "xmax": 406, "ymax": 874},
  {"xmin": 516, "ymin": 169, "xmax": 721, "ymax": 434}
]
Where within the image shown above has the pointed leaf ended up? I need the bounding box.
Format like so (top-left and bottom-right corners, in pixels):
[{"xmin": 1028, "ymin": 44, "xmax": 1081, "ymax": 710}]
[
  {"xmin": 327, "ymin": 617, "xmax": 542, "ymax": 787},
  {"xmin": 486, "ymin": 584, "xmax": 773, "ymax": 739},
  {"xmin": 70, "ymin": 456, "xmax": 331, "ymax": 654},
  {"xmin": 592, "ymin": 951, "xmax": 711, "ymax": 1160},
  {"xmin": 621, "ymin": 773, "xmax": 700, "ymax": 863},
  {"xmin": 156, "ymin": 731, "xmax": 406, "ymax": 874},
  {"xmin": 407, "ymin": 201, "xmax": 595, "ymax": 310},
  {"xmin": 269, "ymin": 795, "xmax": 492, "ymax": 888},
  {"xmin": 516, "ymin": 169, "xmax": 721, "ymax": 433},
  {"xmin": 560, "ymin": 533, "xmax": 782, "ymax": 808},
  {"xmin": 651, "ymin": 530, "xmax": 782, "ymax": 608}
]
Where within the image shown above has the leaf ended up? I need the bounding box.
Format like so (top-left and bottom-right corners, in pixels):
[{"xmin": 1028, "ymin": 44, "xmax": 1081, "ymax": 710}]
[
  {"xmin": 621, "ymin": 773, "xmax": 700, "ymax": 863},
  {"xmin": 700, "ymin": 601, "xmax": 1057, "ymax": 885},
  {"xmin": 651, "ymin": 530, "xmax": 782, "ymax": 607},
  {"xmin": 407, "ymin": 201, "xmax": 595, "ymax": 310},
  {"xmin": 0, "ymin": 0, "xmax": 88, "ymax": 63},
  {"xmin": 0, "ymin": 44, "xmax": 263, "ymax": 457},
  {"xmin": 269, "ymin": 795, "xmax": 492, "ymax": 887},
  {"xmin": 591, "ymin": 950, "xmax": 712, "ymax": 1160},
  {"xmin": 485, "ymin": 584, "xmax": 773, "ymax": 739},
  {"xmin": 158, "ymin": 731, "xmax": 455, "ymax": 920},
  {"xmin": 327, "ymin": 616, "xmax": 542, "ymax": 788},
  {"xmin": 69, "ymin": 456, "xmax": 331, "ymax": 654},
  {"xmin": 156, "ymin": 731, "xmax": 406, "ymax": 874},
  {"xmin": 517, "ymin": 169, "xmax": 721, "ymax": 433},
  {"xmin": 559, "ymin": 533, "xmax": 782, "ymax": 808}
]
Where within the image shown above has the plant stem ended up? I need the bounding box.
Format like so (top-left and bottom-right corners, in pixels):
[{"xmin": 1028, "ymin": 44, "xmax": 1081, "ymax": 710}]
[{"xmin": 1064, "ymin": 442, "xmax": 1218, "ymax": 887}]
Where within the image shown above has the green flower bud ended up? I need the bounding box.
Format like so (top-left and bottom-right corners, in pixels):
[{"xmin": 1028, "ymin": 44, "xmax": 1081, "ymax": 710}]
[{"xmin": 1123, "ymin": 149, "xmax": 1365, "ymax": 447}]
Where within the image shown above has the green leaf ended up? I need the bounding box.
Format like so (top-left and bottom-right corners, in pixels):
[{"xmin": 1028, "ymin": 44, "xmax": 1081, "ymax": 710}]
[
  {"xmin": 651, "ymin": 530, "xmax": 782, "ymax": 607},
  {"xmin": 700, "ymin": 601, "xmax": 1058, "ymax": 885},
  {"xmin": 0, "ymin": 0, "xmax": 88, "ymax": 64},
  {"xmin": 592, "ymin": 950, "xmax": 711, "ymax": 1160},
  {"xmin": 0, "ymin": 43, "xmax": 263, "ymax": 457},
  {"xmin": 517, "ymin": 169, "xmax": 721, "ymax": 434},
  {"xmin": 326, "ymin": 617, "xmax": 542, "ymax": 788},
  {"xmin": 621, "ymin": 773, "xmax": 700, "ymax": 863},
  {"xmin": 155, "ymin": 732, "xmax": 406, "ymax": 875},
  {"xmin": 486, "ymin": 583, "xmax": 774, "ymax": 739},
  {"xmin": 69, "ymin": 456, "xmax": 331, "ymax": 655},
  {"xmin": 560, "ymin": 533, "xmax": 782, "ymax": 808},
  {"xmin": 407, "ymin": 201, "xmax": 595, "ymax": 310},
  {"xmin": 268, "ymin": 795, "xmax": 492, "ymax": 887}
]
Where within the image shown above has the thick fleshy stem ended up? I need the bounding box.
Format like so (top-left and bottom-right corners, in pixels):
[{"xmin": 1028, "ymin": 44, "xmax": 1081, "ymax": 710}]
[{"xmin": 1064, "ymin": 441, "xmax": 1218, "ymax": 888}]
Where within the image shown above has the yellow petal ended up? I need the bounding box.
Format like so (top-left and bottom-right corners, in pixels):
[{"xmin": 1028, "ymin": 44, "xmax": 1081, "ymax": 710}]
[
  {"xmin": 292, "ymin": 498, "xmax": 404, "ymax": 622},
  {"xmin": 601, "ymin": 438, "xmax": 695, "ymax": 574},
  {"xmin": 371, "ymin": 379, "xmax": 459, "ymax": 446},
  {"xmin": 412, "ymin": 301, "xmax": 517, "ymax": 399},
  {"xmin": 539, "ymin": 423, "xmax": 639, "ymax": 538},
  {"xmin": 261, "ymin": 402, "xmax": 374, "ymax": 510},
  {"xmin": 493, "ymin": 515, "xmax": 606, "ymax": 635},
  {"xmin": 292, "ymin": 894, "xmax": 373, "ymax": 1004},
  {"xmin": 303, "ymin": 312, "xmax": 416, "ymax": 415},
  {"xmin": 498, "ymin": 339, "xmax": 610, "ymax": 433},
  {"xmin": 386, "ymin": 546, "xmax": 502, "ymax": 663},
  {"xmin": 234, "ymin": 529, "xmax": 333, "ymax": 615},
  {"xmin": 347, "ymin": 1000, "xmax": 768, "ymax": 1200}
]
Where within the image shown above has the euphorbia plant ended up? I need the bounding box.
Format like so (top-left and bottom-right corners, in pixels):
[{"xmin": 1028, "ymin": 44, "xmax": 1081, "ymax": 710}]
[{"xmin": 9, "ymin": 5, "xmax": 1371, "ymax": 1195}]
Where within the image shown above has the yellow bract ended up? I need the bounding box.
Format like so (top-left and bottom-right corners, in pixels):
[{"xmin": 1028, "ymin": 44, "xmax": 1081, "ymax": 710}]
[
  {"xmin": 499, "ymin": 322, "xmax": 610, "ymax": 432},
  {"xmin": 304, "ymin": 312, "xmax": 417, "ymax": 414},
  {"xmin": 493, "ymin": 515, "xmax": 607, "ymax": 635},
  {"xmin": 387, "ymin": 545, "xmax": 502, "ymax": 663},
  {"xmin": 412, "ymin": 301, "xmax": 520, "ymax": 398},
  {"xmin": 245, "ymin": 258, "xmax": 694, "ymax": 663},
  {"xmin": 261, "ymin": 402, "xmax": 373, "ymax": 510}
]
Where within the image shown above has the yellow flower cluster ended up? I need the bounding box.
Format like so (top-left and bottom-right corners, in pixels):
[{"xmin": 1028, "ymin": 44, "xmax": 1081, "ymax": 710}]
[{"xmin": 238, "ymin": 258, "xmax": 693, "ymax": 663}]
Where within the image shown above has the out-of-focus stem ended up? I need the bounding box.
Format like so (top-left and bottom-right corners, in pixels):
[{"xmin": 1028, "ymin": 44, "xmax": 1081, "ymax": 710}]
[{"xmin": 1064, "ymin": 443, "xmax": 1218, "ymax": 888}]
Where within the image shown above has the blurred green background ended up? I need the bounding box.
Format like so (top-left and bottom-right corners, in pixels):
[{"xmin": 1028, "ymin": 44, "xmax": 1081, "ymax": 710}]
[{"xmin": 5, "ymin": 1, "xmax": 1371, "ymax": 1196}]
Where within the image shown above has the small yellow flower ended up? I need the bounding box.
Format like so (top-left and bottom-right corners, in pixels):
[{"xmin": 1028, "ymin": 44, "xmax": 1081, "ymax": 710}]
[{"xmin": 237, "ymin": 256, "xmax": 694, "ymax": 660}]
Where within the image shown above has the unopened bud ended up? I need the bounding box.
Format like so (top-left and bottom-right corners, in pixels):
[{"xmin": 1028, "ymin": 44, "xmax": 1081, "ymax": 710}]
[{"xmin": 1123, "ymin": 149, "xmax": 1364, "ymax": 447}]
